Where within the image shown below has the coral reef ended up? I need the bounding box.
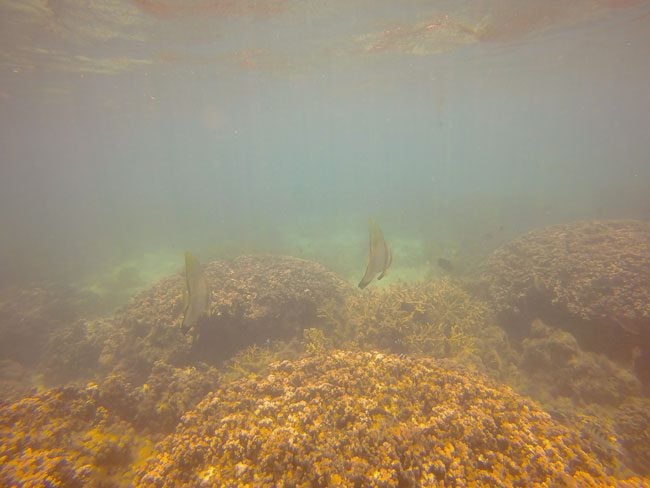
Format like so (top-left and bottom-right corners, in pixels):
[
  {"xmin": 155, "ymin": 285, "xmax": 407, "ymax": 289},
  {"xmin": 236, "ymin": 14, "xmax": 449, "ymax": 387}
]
[
  {"xmin": 478, "ymin": 220, "xmax": 650, "ymax": 347},
  {"xmin": 0, "ymin": 255, "xmax": 352, "ymax": 407},
  {"xmin": 0, "ymin": 384, "xmax": 152, "ymax": 487},
  {"xmin": 519, "ymin": 319, "xmax": 640, "ymax": 406},
  {"xmin": 0, "ymin": 282, "xmax": 112, "ymax": 391},
  {"xmin": 135, "ymin": 350, "xmax": 640, "ymax": 487},
  {"xmin": 221, "ymin": 340, "xmax": 301, "ymax": 383}
]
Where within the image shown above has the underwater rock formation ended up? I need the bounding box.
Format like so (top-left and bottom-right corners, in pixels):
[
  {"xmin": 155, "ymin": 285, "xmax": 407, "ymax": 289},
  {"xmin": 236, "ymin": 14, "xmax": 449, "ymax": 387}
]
[
  {"xmin": 479, "ymin": 220, "xmax": 650, "ymax": 355},
  {"xmin": 134, "ymin": 350, "xmax": 636, "ymax": 487},
  {"xmin": 102, "ymin": 254, "xmax": 353, "ymax": 375}
]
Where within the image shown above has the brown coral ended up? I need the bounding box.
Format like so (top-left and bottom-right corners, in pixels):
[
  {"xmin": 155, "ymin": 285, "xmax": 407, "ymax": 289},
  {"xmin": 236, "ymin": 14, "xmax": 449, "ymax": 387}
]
[{"xmin": 134, "ymin": 350, "xmax": 633, "ymax": 487}]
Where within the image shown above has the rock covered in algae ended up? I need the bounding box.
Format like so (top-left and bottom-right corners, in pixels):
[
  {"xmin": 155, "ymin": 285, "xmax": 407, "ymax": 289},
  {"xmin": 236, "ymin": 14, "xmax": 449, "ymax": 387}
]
[
  {"xmin": 135, "ymin": 350, "xmax": 632, "ymax": 487},
  {"xmin": 479, "ymin": 220, "xmax": 650, "ymax": 345},
  {"xmin": 105, "ymin": 255, "xmax": 353, "ymax": 369}
]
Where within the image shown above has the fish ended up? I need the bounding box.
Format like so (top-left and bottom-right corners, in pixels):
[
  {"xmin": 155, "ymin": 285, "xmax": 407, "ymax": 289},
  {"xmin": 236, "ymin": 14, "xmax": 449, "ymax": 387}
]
[
  {"xmin": 358, "ymin": 218, "xmax": 392, "ymax": 289},
  {"xmin": 181, "ymin": 251, "xmax": 210, "ymax": 333}
]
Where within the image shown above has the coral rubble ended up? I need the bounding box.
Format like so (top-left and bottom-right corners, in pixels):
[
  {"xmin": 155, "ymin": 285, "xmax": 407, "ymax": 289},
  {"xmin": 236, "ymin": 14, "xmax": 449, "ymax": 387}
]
[{"xmin": 135, "ymin": 350, "xmax": 632, "ymax": 487}]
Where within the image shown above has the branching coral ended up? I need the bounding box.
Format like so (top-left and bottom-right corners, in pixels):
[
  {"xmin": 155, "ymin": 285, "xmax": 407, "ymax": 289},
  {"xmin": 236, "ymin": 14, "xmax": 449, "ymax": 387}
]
[
  {"xmin": 322, "ymin": 279, "xmax": 489, "ymax": 353},
  {"xmin": 318, "ymin": 279, "xmax": 515, "ymax": 378},
  {"xmin": 134, "ymin": 351, "xmax": 642, "ymax": 487}
]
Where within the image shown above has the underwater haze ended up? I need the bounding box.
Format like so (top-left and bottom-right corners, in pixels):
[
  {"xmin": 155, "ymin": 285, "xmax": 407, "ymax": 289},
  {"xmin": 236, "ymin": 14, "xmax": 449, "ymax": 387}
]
[
  {"xmin": 4, "ymin": 2, "xmax": 650, "ymax": 486},
  {"xmin": 1, "ymin": 0, "xmax": 650, "ymax": 294}
]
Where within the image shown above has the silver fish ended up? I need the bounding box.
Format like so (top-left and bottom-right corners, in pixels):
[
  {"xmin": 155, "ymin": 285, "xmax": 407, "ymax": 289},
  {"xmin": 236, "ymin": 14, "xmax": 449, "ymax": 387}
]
[
  {"xmin": 181, "ymin": 251, "xmax": 210, "ymax": 333},
  {"xmin": 358, "ymin": 218, "xmax": 392, "ymax": 289}
]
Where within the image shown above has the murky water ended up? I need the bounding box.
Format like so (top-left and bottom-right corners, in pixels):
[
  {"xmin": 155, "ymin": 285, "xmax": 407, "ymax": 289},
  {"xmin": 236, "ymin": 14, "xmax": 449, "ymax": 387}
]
[{"xmin": 1, "ymin": 1, "xmax": 649, "ymax": 486}]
